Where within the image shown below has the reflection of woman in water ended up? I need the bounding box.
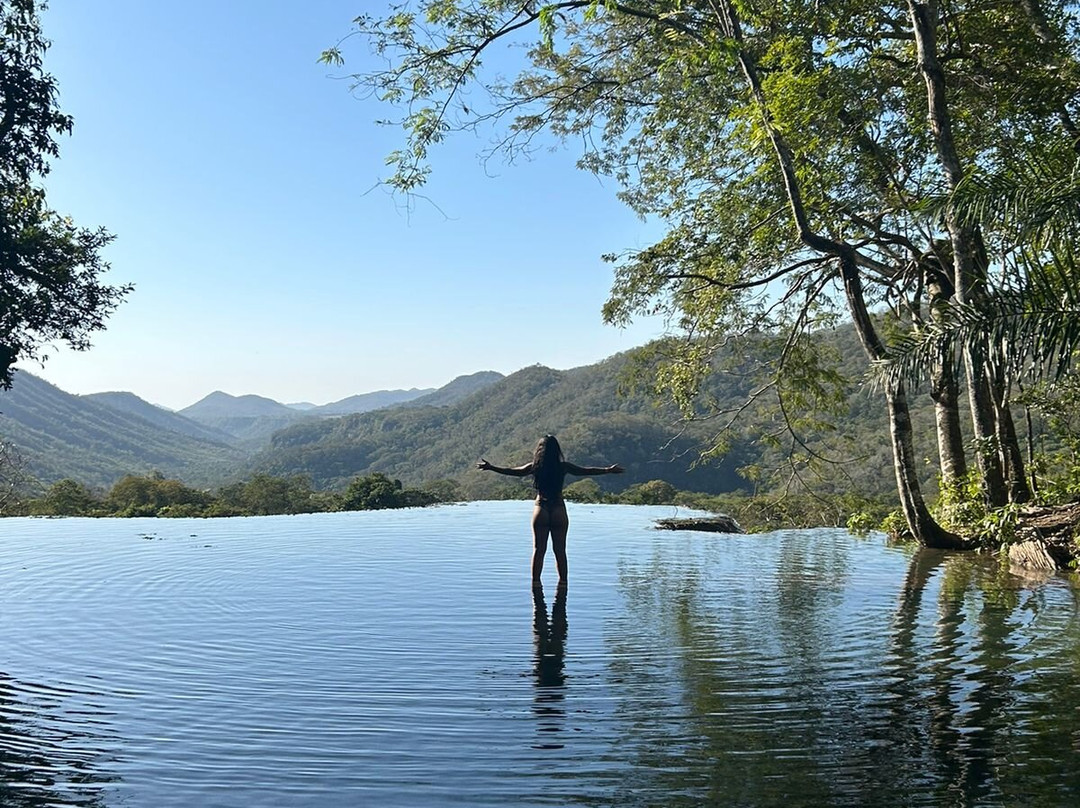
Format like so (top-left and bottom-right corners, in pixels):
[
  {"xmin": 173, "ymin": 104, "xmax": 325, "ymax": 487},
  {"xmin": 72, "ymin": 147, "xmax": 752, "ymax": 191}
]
[
  {"xmin": 531, "ymin": 584, "xmax": 569, "ymax": 749},
  {"xmin": 533, "ymin": 584, "xmax": 568, "ymax": 688},
  {"xmin": 477, "ymin": 435, "xmax": 623, "ymax": 586}
]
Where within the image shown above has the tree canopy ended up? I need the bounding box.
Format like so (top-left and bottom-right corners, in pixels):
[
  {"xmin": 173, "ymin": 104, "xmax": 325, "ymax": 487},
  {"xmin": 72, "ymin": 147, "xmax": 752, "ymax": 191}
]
[
  {"xmin": 0, "ymin": 0, "xmax": 130, "ymax": 388},
  {"xmin": 326, "ymin": 0, "xmax": 1080, "ymax": 546}
]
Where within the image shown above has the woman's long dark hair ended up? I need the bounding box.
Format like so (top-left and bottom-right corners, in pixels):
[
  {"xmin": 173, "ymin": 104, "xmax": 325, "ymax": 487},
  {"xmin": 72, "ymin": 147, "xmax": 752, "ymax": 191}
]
[{"xmin": 532, "ymin": 435, "xmax": 565, "ymax": 500}]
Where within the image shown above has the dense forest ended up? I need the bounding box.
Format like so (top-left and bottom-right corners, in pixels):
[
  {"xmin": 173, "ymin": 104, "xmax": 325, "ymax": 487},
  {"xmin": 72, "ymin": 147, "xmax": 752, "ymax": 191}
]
[{"xmin": 249, "ymin": 327, "xmax": 916, "ymax": 500}]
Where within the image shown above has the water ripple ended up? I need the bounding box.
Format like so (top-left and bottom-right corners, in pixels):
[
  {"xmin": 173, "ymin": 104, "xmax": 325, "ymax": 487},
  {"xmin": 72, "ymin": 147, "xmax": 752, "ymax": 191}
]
[{"xmin": 1, "ymin": 506, "xmax": 1079, "ymax": 805}]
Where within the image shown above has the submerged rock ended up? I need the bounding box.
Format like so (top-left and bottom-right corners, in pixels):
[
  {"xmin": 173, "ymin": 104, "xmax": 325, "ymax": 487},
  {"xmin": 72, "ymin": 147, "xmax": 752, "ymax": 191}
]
[{"xmin": 655, "ymin": 514, "xmax": 743, "ymax": 534}]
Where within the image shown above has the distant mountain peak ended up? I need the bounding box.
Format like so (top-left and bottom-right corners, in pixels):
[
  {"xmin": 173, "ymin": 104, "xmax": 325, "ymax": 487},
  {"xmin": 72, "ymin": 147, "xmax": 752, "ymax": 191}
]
[
  {"xmin": 402, "ymin": 370, "xmax": 505, "ymax": 409},
  {"xmin": 180, "ymin": 391, "xmax": 297, "ymax": 419},
  {"xmin": 310, "ymin": 388, "xmax": 436, "ymax": 416},
  {"xmin": 0, "ymin": 373, "xmax": 245, "ymax": 488},
  {"xmin": 81, "ymin": 390, "xmax": 236, "ymax": 445}
]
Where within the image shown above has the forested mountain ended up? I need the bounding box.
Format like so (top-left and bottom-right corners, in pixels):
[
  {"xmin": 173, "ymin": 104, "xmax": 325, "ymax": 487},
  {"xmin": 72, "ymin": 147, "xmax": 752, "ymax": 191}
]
[
  {"xmin": 179, "ymin": 391, "xmax": 309, "ymax": 445},
  {"xmin": 0, "ymin": 369, "xmax": 530, "ymax": 492},
  {"xmin": 311, "ymin": 388, "xmax": 435, "ymax": 415},
  {"xmin": 180, "ymin": 410, "xmax": 310, "ymax": 447},
  {"xmin": 0, "ymin": 373, "xmax": 245, "ymax": 490},
  {"xmin": 249, "ymin": 328, "xmax": 949, "ymax": 501},
  {"xmin": 401, "ymin": 371, "xmax": 503, "ymax": 408},
  {"xmin": 251, "ymin": 355, "xmax": 760, "ymax": 498},
  {"xmin": 181, "ymin": 390, "xmax": 298, "ymax": 419},
  {"xmin": 84, "ymin": 391, "xmax": 235, "ymax": 444},
  {"xmin": 176, "ymin": 375, "xmax": 503, "ymax": 446},
  {"xmin": 0, "ymin": 329, "xmax": 952, "ymax": 501}
]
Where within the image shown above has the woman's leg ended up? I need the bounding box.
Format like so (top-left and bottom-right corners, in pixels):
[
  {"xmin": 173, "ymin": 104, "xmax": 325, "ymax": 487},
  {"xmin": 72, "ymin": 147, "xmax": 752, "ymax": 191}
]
[
  {"xmin": 549, "ymin": 503, "xmax": 570, "ymax": 585},
  {"xmin": 531, "ymin": 504, "xmax": 550, "ymax": 584}
]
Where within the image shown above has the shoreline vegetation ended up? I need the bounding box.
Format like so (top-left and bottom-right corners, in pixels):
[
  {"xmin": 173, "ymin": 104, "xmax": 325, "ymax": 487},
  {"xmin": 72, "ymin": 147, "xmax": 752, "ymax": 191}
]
[
  {"xmin": 5, "ymin": 470, "xmax": 1078, "ymax": 572},
  {"xmin": 2, "ymin": 471, "xmax": 898, "ymax": 529}
]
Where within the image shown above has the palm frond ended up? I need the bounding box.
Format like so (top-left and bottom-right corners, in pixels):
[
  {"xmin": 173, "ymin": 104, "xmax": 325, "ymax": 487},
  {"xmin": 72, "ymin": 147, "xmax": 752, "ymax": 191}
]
[
  {"xmin": 877, "ymin": 257, "xmax": 1080, "ymax": 387},
  {"xmin": 905, "ymin": 148, "xmax": 1080, "ymax": 391},
  {"xmin": 926, "ymin": 151, "xmax": 1080, "ymax": 253}
]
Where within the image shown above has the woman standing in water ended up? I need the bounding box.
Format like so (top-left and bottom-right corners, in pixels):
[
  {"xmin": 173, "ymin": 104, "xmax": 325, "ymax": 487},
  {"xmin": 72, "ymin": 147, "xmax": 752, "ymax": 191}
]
[{"xmin": 477, "ymin": 435, "xmax": 623, "ymax": 587}]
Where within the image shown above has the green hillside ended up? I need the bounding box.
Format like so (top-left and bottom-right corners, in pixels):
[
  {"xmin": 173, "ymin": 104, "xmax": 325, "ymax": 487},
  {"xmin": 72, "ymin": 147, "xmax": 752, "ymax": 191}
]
[
  {"xmin": 83, "ymin": 391, "xmax": 236, "ymax": 444},
  {"xmin": 311, "ymin": 387, "xmax": 434, "ymax": 415},
  {"xmin": 251, "ymin": 354, "xmax": 760, "ymax": 497},
  {"xmin": 0, "ymin": 372, "xmax": 245, "ymax": 490},
  {"xmin": 401, "ymin": 371, "xmax": 504, "ymax": 408},
  {"xmin": 178, "ymin": 391, "xmax": 312, "ymax": 446},
  {"xmin": 248, "ymin": 327, "xmax": 953, "ymax": 502},
  {"xmin": 180, "ymin": 390, "xmax": 299, "ymax": 419},
  {"xmin": 175, "ymin": 375, "xmax": 504, "ymax": 447},
  {"xmin": 0, "ymin": 326, "xmax": 959, "ymax": 503}
]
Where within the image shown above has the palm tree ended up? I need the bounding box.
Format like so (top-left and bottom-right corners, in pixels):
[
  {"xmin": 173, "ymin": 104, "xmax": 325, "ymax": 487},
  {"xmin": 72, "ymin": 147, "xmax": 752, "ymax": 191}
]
[
  {"xmin": 882, "ymin": 253, "xmax": 1080, "ymax": 387},
  {"xmin": 879, "ymin": 152, "xmax": 1080, "ymax": 502}
]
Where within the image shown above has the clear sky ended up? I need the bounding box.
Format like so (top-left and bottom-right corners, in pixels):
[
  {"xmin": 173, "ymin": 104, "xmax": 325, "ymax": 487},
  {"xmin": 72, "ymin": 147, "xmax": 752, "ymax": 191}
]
[{"xmin": 26, "ymin": 1, "xmax": 666, "ymax": 410}]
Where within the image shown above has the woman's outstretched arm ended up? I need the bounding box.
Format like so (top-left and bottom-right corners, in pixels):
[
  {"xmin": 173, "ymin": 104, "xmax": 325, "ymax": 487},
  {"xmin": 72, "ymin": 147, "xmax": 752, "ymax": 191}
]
[
  {"xmin": 564, "ymin": 462, "xmax": 624, "ymax": 476},
  {"xmin": 476, "ymin": 459, "xmax": 533, "ymax": 476}
]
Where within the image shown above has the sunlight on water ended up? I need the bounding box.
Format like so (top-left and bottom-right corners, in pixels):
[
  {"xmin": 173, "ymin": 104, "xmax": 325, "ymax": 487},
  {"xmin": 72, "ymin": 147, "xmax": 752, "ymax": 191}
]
[{"xmin": 1, "ymin": 502, "xmax": 1079, "ymax": 806}]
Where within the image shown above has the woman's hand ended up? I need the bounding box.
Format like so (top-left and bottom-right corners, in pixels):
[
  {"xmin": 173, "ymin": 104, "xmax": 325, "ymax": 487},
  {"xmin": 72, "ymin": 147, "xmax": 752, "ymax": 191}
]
[
  {"xmin": 476, "ymin": 459, "xmax": 493, "ymax": 472},
  {"xmin": 607, "ymin": 464, "xmax": 625, "ymax": 474}
]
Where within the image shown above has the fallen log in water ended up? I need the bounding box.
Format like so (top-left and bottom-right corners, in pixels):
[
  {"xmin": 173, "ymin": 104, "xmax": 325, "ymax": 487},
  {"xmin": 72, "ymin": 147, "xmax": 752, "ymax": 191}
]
[
  {"xmin": 1008, "ymin": 502, "xmax": 1080, "ymax": 572},
  {"xmin": 1008, "ymin": 537, "xmax": 1075, "ymax": 572},
  {"xmin": 654, "ymin": 515, "xmax": 743, "ymax": 534}
]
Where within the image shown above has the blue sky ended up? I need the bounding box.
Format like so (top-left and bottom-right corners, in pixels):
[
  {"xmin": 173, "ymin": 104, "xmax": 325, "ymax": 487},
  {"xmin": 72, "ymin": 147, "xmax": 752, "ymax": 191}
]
[{"xmin": 28, "ymin": 1, "xmax": 666, "ymax": 410}]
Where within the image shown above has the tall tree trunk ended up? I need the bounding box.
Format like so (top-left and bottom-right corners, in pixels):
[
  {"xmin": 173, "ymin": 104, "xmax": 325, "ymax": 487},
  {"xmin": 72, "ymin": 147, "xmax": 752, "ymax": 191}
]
[
  {"xmin": 907, "ymin": 0, "xmax": 1009, "ymax": 507},
  {"xmin": 988, "ymin": 367, "xmax": 1032, "ymax": 503},
  {"xmin": 719, "ymin": 0, "xmax": 963, "ymax": 548},
  {"xmin": 999, "ymin": 401, "xmax": 1031, "ymax": 503},
  {"xmin": 887, "ymin": 380, "xmax": 964, "ymax": 546},
  {"xmin": 931, "ymin": 359, "xmax": 967, "ymax": 485},
  {"xmin": 839, "ymin": 255, "xmax": 966, "ymax": 549},
  {"xmin": 1016, "ymin": 379, "xmax": 1040, "ymax": 497},
  {"xmin": 964, "ymin": 350, "xmax": 1008, "ymax": 505},
  {"xmin": 924, "ymin": 251, "xmax": 968, "ymax": 486}
]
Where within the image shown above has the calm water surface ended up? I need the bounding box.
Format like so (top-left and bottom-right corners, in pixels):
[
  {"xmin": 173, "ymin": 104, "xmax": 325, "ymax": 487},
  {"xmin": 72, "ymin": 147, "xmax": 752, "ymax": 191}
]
[{"xmin": 1, "ymin": 502, "xmax": 1079, "ymax": 806}]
